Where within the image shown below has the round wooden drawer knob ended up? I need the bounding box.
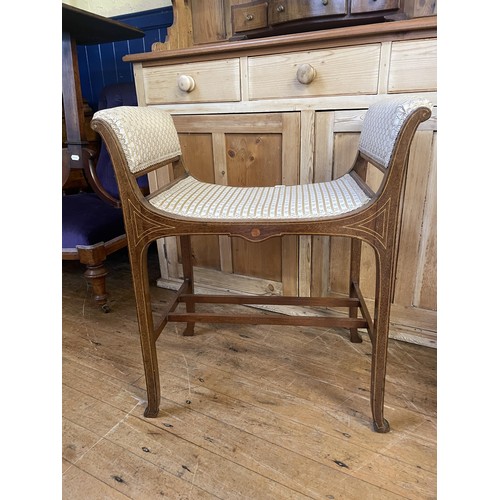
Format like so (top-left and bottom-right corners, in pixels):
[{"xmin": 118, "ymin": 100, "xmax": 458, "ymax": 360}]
[
  {"xmin": 296, "ymin": 63, "xmax": 316, "ymax": 85},
  {"xmin": 177, "ymin": 75, "xmax": 196, "ymax": 93}
]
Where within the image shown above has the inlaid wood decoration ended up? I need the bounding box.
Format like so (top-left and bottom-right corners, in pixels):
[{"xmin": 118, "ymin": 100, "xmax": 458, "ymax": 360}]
[
  {"xmin": 126, "ymin": 17, "xmax": 437, "ymax": 346},
  {"xmin": 91, "ymin": 97, "xmax": 433, "ymax": 433}
]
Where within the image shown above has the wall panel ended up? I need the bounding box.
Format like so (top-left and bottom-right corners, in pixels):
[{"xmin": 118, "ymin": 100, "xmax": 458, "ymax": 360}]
[{"xmin": 76, "ymin": 7, "xmax": 172, "ymax": 111}]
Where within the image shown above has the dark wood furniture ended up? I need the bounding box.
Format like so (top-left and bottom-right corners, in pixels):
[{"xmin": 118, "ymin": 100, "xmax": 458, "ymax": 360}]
[
  {"xmin": 230, "ymin": 0, "xmax": 401, "ymax": 40},
  {"xmin": 62, "ymin": 4, "xmax": 143, "ymax": 171},
  {"xmin": 153, "ymin": 0, "xmax": 436, "ymax": 51},
  {"xmin": 62, "ymin": 5, "xmax": 143, "ymax": 310},
  {"xmin": 91, "ymin": 96, "xmax": 432, "ymax": 432}
]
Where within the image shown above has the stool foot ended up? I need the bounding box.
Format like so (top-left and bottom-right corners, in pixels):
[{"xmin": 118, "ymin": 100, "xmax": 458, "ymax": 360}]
[
  {"xmin": 373, "ymin": 418, "xmax": 390, "ymax": 433},
  {"xmin": 183, "ymin": 324, "xmax": 195, "ymax": 336},
  {"xmin": 144, "ymin": 405, "xmax": 159, "ymax": 418},
  {"xmin": 350, "ymin": 328, "xmax": 363, "ymax": 343}
]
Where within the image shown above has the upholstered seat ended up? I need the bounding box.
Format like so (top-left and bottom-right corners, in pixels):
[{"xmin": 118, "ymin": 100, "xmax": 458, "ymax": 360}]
[
  {"xmin": 91, "ymin": 96, "xmax": 433, "ymax": 432},
  {"xmin": 150, "ymin": 173, "xmax": 370, "ymax": 221},
  {"xmin": 62, "ymin": 193, "xmax": 126, "ymax": 250}
]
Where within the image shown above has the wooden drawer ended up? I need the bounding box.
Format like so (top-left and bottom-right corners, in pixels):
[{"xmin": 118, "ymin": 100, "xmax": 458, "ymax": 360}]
[
  {"xmin": 268, "ymin": 0, "xmax": 347, "ymax": 25},
  {"xmin": 351, "ymin": 0, "xmax": 399, "ymax": 14},
  {"xmin": 232, "ymin": 1, "xmax": 268, "ymax": 33},
  {"xmin": 248, "ymin": 44, "xmax": 380, "ymax": 100},
  {"xmin": 141, "ymin": 59, "xmax": 241, "ymax": 105},
  {"xmin": 388, "ymin": 39, "xmax": 437, "ymax": 93}
]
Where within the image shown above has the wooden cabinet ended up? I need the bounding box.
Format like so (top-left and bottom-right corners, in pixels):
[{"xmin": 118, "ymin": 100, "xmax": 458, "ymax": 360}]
[
  {"xmin": 159, "ymin": 0, "xmax": 435, "ymax": 49},
  {"xmin": 387, "ymin": 39, "xmax": 437, "ymax": 93},
  {"xmin": 309, "ymin": 107, "xmax": 437, "ymax": 341},
  {"xmin": 231, "ymin": 0, "xmax": 401, "ymax": 40},
  {"xmin": 141, "ymin": 58, "xmax": 241, "ymax": 104},
  {"xmin": 266, "ymin": 0, "xmax": 348, "ymax": 26},
  {"xmin": 351, "ymin": 0, "xmax": 400, "ymax": 14},
  {"xmin": 126, "ymin": 17, "xmax": 437, "ymax": 346},
  {"xmin": 232, "ymin": 1, "xmax": 269, "ymax": 33},
  {"xmin": 247, "ymin": 44, "xmax": 381, "ymax": 99}
]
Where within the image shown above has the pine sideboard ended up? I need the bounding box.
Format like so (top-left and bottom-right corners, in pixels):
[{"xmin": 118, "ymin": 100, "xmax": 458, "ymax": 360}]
[{"xmin": 124, "ymin": 17, "xmax": 437, "ymax": 346}]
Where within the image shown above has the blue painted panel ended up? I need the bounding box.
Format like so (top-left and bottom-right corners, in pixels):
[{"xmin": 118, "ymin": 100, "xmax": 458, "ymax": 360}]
[
  {"xmin": 113, "ymin": 40, "xmax": 135, "ymax": 82},
  {"xmin": 128, "ymin": 37, "xmax": 149, "ymax": 56},
  {"xmin": 76, "ymin": 7, "xmax": 172, "ymax": 111},
  {"xmin": 79, "ymin": 44, "xmax": 106, "ymax": 107}
]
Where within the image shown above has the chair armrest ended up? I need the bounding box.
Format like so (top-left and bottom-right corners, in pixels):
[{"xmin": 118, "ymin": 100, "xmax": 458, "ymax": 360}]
[{"xmin": 81, "ymin": 147, "xmax": 121, "ymax": 208}]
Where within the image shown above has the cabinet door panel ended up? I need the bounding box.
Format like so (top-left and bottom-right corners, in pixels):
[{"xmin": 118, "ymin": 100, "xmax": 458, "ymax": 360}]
[
  {"xmin": 414, "ymin": 134, "xmax": 436, "ymax": 310},
  {"xmin": 329, "ymin": 132, "xmax": 359, "ymax": 295},
  {"xmin": 178, "ymin": 133, "xmax": 220, "ymax": 270},
  {"xmin": 226, "ymin": 133, "xmax": 283, "ymax": 281},
  {"xmin": 170, "ymin": 113, "xmax": 300, "ymax": 290},
  {"xmin": 191, "ymin": 0, "xmax": 226, "ymax": 44},
  {"xmin": 314, "ymin": 110, "xmax": 437, "ymax": 342},
  {"xmin": 179, "ymin": 133, "xmax": 215, "ymax": 183},
  {"xmin": 232, "ymin": 237, "xmax": 282, "ymax": 281},
  {"xmin": 393, "ymin": 130, "xmax": 436, "ymax": 309},
  {"xmin": 226, "ymin": 133, "xmax": 283, "ymax": 186}
]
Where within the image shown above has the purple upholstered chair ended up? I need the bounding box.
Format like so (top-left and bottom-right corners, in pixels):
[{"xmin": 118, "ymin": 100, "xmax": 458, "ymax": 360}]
[{"xmin": 62, "ymin": 83, "xmax": 147, "ymax": 312}]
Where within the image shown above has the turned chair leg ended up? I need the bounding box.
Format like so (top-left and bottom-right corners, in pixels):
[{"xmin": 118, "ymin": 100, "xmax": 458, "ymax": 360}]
[
  {"xmin": 131, "ymin": 243, "xmax": 161, "ymax": 417},
  {"xmin": 77, "ymin": 244, "xmax": 110, "ymax": 312},
  {"xmin": 370, "ymin": 251, "xmax": 393, "ymax": 433},
  {"xmin": 349, "ymin": 238, "xmax": 363, "ymax": 343},
  {"xmin": 84, "ymin": 263, "xmax": 110, "ymax": 312},
  {"xmin": 180, "ymin": 235, "xmax": 195, "ymax": 337}
]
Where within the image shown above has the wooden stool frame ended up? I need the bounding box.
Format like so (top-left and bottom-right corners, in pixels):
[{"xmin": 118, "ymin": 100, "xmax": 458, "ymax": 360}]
[{"xmin": 91, "ymin": 99, "xmax": 432, "ymax": 433}]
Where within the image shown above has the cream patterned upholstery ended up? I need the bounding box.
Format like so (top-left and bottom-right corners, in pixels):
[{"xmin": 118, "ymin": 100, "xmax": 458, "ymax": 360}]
[
  {"xmin": 92, "ymin": 106, "xmax": 181, "ymax": 174},
  {"xmin": 359, "ymin": 96, "xmax": 433, "ymax": 168},
  {"xmin": 150, "ymin": 174, "xmax": 370, "ymax": 221},
  {"xmin": 94, "ymin": 101, "xmax": 434, "ymax": 222}
]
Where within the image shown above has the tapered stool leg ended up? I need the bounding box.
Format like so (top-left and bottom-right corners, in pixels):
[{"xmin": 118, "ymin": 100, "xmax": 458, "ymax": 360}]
[
  {"xmin": 371, "ymin": 251, "xmax": 392, "ymax": 433},
  {"xmin": 349, "ymin": 238, "xmax": 363, "ymax": 343},
  {"xmin": 180, "ymin": 235, "xmax": 195, "ymax": 337},
  {"xmin": 130, "ymin": 243, "xmax": 161, "ymax": 417}
]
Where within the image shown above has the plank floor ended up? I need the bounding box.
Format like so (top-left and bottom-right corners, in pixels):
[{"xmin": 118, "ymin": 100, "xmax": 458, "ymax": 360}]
[{"xmin": 62, "ymin": 247, "xmax": 437, "ymax": 499}]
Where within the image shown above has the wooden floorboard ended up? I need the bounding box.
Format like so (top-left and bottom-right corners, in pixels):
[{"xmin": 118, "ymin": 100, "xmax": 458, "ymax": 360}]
[{"xmin": 62, "ymin": 247, "xmax": 437, "ymax": 499}]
